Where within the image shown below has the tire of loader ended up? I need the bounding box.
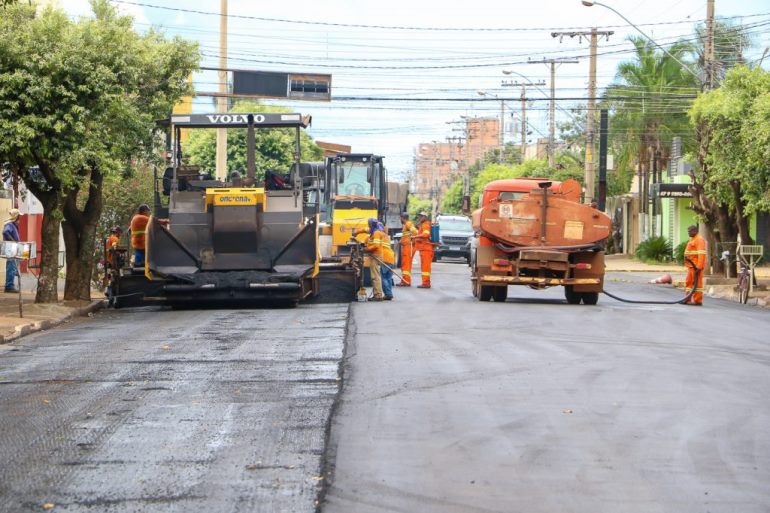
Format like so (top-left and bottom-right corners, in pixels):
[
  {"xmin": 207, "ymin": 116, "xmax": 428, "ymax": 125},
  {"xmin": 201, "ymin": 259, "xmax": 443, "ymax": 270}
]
[
  {"xmin": 581, "ymin": 291, "xmax": 599, "ymax": 305},
  {"xmin": 492, "ymin": 286, "xmax": 508, "ymax": 303},
  {"xmin": 564, "ymin": 285, "xmax": 581, "ymax": 305}
]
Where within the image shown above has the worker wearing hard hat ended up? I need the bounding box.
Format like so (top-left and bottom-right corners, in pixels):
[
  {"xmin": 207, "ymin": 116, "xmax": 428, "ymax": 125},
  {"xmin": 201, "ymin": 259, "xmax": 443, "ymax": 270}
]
[
  {"xmin": 3, "ymin": 208, "xmax": 21, "ymax": 293},
  {"xmin": 397, "ymin": 212, "xmax": 418, "ymax": 287},
  {"xmin": 683, "ymin": 224, "xmax": 707, "ymax": 305},
  {"xmin": 414, "ymin": 211, "xmax": 434, "ymax": 288}
]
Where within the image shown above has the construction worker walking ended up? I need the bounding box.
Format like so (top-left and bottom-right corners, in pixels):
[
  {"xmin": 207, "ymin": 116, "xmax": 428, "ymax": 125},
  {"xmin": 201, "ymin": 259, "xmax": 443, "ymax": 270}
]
[
  {"xmin": 683, "ymin": 224, "xmax": 707, "ymax": 305},
  {"xmin": 397, "ymin": 212, "xmax": 418, "ymax": 287},
  {"xmin": 414, "ymin": 211, "xmax": 434, "ymax": 288}
]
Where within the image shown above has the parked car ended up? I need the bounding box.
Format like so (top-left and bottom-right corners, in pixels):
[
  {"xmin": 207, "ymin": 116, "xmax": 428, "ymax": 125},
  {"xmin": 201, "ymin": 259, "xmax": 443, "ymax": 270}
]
[{"xmin": 434, "ymin": 214, "xmax": 473, "ymax": 263}]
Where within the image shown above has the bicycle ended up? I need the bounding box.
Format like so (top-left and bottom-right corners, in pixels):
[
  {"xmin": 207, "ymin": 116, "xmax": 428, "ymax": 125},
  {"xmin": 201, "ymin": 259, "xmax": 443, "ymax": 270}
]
[{"xmin": 736, "ymin": 244, "xmax": 763, "ymax": 305}]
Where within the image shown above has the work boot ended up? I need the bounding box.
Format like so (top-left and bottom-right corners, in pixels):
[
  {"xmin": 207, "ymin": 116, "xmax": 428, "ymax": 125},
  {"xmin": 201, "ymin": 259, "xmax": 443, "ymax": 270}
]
[
  {"xmin": 369, "ymin": 296, "xmax": 384, "ymax": 302},
  {"xmin": 5, "ymin": 288, "xmax": 19, "ymax": 293},
  {"xmin": 383, "ymin": 296, "xmax": 394, "ymax": 301}
]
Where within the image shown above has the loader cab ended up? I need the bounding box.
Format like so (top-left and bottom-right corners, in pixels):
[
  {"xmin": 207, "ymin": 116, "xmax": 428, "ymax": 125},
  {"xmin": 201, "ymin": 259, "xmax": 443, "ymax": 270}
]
[{"xmin": 319, "ymin": 154, "xmax": 388, "ymax": 258}]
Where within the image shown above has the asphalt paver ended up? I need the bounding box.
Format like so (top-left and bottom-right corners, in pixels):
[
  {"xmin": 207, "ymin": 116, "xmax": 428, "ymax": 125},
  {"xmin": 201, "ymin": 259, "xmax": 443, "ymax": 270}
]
[{"xmin": 0, "ymin": 303, "xmax": 348, "ymax": 513}]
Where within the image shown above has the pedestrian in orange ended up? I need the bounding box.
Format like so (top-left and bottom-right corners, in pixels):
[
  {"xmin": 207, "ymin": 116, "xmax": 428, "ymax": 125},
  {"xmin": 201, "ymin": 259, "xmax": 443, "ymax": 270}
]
[
  {"xmin": 414, "ymin": 211, "xmax": 434, "ymax": 288},
  {"xmin": 397, "ymin": 212, "xmax": 418, "ymax": 286},
  {"xmin": 683, "ymin": 224, "xmax": 707, "ymax": 305}
]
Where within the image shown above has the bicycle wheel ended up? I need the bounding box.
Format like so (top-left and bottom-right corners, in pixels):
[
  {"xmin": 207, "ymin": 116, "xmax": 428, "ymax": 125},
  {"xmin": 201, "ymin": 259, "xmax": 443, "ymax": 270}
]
[{"xmin": 738, "ymin": 273, "xmax": 749, "ymax": 304}]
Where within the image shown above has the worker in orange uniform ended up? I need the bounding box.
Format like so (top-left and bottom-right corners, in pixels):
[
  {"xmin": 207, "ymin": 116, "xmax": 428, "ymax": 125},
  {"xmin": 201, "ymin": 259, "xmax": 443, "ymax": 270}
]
[
  {"xmin": 683, "ymin": 224, "xmax": 707, "ymax": 305},
  {"xmin": 359, "ymin": 218, "xmax": 395, "ymax": 301},
  {"xmin": 105, "ymin": 226, "xmax": 123, "ymax": 267},
  {"xmin": 397, "ymin": 212, "xmax": 418, "ymax": 287},
  {"xmin": 130, "ymin": 204, "xmax": 168, "ymax": 267},
  {"xmin": 414, "ymin": 211, "xmax": 434, "ymax": 288}
]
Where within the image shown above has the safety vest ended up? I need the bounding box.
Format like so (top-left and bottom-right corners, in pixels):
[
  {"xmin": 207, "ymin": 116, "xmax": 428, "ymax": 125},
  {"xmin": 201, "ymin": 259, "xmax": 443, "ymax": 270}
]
[
  {"xmin": 414, "ymin": 220, "xmax": 433, "ymax": 250},
  {"xmin": 684, "ymin": 234, "xmax": 707, "ymax": 270},
  {"xmin": 105, "ymin": 234, "xmax": 120, "ymax": 264},
  {"xmin": 366, "ymin": 230, "xmax": 395, "ymax": 265},
  {"xmin": 401, "ymin": 220, "xmax": 418, "ymax": 243},
  {"xmin": 130, "ymin": 214, "xmax": 150, "ymax": 250}
]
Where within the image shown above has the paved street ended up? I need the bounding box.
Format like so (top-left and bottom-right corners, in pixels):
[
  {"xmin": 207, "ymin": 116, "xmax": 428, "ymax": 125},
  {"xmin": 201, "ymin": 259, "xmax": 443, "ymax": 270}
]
[
  {"xmin": 0, "ymin": 304, "xmax": 348, "ymax": 513},
  {"xmin": 323, "ymin": 261, "xmax": 770, "ymax": 513},
  {"xmin": 1, "ymin": 261, "xmax": 769, "ymax": 513}
]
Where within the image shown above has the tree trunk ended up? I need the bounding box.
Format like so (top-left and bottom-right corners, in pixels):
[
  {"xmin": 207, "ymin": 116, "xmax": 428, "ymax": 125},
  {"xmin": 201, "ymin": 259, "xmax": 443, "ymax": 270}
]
[
  {"xmin": 35, "ymin": 196, "xmax": 62, "ymax": 303},
  {"xmin": 730, "ymin": 180, "xmax": 753, "ymax": 245},
  {"xmin": 62, "ymin": 167, "xmax": 104, "ymax": 302}
]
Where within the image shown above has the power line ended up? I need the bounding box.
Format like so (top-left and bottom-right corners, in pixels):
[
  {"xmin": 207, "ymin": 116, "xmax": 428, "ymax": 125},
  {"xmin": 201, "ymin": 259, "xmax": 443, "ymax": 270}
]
[{"xmin": 110, "ymin": 0, "xmax": 770, "ymax": 32}]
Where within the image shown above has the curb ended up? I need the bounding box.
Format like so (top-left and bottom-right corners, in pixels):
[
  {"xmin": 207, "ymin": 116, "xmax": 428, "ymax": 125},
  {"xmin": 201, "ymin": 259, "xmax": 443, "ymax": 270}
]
[{"xmin": 0, "ymin": 299, "xmax": 106, "ymax": 345}]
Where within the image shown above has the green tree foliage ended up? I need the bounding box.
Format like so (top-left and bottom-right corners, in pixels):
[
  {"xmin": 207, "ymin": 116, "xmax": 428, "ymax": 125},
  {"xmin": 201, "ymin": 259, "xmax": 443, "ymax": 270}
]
[
  {"xmin": 601, "ymin": 37, "xmax": 698, "ymax": 204},
  {"xmin": 186, "ymin": 100, "xmax": 323, "ymax": 179},
  {"xmin": 407, "ymin": 197, "xmax": 432, "ymax": 219},
  {"xmin": 689, "ymin": 66, "xmax": 770, "ymax": 245},
  {"xmin": 0, "ymin": 1, "xmax": 199, "ymax": 302},
  {"xmin": 440, "ymin": 154, "xmax": 585, "ymax": 214}
]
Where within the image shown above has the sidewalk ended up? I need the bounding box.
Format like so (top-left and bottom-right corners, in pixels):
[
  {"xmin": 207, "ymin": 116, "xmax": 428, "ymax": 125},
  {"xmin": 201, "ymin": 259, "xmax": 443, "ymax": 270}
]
[
  {"xmin": 605, "ymin": 254, "xmax": 770, "ymax": 307},
  {"xmin": 0, "ymin": 273, "xmax": 104, "ymax": 343},
  {"xmin": 605, "ymin": 254, "xmax": 770, "ymax": 277}
]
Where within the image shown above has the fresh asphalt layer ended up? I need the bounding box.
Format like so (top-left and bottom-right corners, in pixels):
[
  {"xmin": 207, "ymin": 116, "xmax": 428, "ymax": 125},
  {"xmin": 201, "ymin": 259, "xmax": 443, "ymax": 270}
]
[
  {"xmin": 1, "ymin": 261, "xmax": 768, "ymax": 513},
  {"xmin": 322, "ymin": 260, "xmax": 770, "ymax": 513},
  {"xmin": 0, "ymin": 304, "xmax": 348, "ymax": 513}
]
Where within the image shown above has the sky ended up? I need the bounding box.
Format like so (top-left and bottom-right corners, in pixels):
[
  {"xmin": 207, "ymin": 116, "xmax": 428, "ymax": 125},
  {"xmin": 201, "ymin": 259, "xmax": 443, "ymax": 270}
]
[{"xmin": 57, "ymin": 0, "xmax": 770, "ymax": 181}]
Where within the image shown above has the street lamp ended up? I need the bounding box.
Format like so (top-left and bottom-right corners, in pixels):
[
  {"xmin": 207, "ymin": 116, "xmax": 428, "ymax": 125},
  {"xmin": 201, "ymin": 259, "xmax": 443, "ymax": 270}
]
[
  {"xmin": 477, "ymin": 90, "xmax": 505, "ymax": 163},
  {"xmin": 581, "ymin": 0, "xmax": 700, "ymax": 80}
]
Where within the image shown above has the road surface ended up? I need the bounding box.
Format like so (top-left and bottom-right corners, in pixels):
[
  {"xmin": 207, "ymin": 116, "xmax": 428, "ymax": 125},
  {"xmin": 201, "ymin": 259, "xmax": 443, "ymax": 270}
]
[
  {"xmin": 1, "ymin": 261, "xmax": 768, "ymax": 513},
  {"xmin": 0, "ymin": 304, "xmax": 348, "ymax": 513},
  {"xmin": 323, "ymin": 260, "xmax": 770, "ymax": 513}
]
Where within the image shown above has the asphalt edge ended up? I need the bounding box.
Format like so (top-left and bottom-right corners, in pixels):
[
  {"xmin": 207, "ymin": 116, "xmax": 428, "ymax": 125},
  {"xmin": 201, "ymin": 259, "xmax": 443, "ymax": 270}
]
[
  {"xmin": 0, "ymin": 299, "xmax": 106, "ymax": 345},
  {"xmin": 315, "ymin": 302, "xmax": 355, "ymax": 513}
]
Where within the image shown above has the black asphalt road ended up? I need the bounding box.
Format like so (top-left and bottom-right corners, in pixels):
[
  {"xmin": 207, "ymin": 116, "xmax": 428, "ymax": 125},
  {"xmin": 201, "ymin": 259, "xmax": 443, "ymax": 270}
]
[
  {"xmin": 323, "ymin": 261, "xmax": 770, "ymax": 513},
  {"xmin": 0, "ymin": 304, "xmax": 348, "ymax": 513}
]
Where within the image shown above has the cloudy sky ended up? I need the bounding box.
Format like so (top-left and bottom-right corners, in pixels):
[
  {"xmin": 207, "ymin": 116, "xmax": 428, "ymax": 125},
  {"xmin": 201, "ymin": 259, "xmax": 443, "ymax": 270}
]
[{"xmin": 58, "ymin": 0, "xmax": 770, "ymax": 180}]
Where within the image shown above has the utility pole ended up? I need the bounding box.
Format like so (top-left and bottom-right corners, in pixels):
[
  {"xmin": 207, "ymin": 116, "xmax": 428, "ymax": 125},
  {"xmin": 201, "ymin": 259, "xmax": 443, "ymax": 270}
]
[
  {"xmin": 502, "ymin": 80, "xmax": 545, "ymax": 162},
  {"xmin": 215, "ymin": 0, "xmax": 228, "ymax": 180},
  {"xmin": 527, "ymin": 58, "xmax": 579, "ymax": 168},
  {"xmin": 705, "ymin": 0, "xmax": 716, "ymax": 90},
  {"xmin": 552, "ymin": 29, "xmax": 613, "ymax": 204}
]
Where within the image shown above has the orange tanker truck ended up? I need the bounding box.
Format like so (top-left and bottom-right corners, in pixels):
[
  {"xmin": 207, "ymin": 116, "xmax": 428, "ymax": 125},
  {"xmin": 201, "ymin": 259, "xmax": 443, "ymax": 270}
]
[{"xmin": 470, "ymin": 177, "xmax": 612, "ymax": 305}]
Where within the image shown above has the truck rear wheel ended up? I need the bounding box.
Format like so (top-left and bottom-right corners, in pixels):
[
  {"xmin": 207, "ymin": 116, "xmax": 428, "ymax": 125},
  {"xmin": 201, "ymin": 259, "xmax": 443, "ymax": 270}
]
[
  {"xmin": 492, "ymin": 286, "xmax": 508, "ymax": 303},
  {"xmin": 478, "ymin": 284, "xmax": 493, "ymax": 302},
  {"xmin": 564, "ymin": 286, "xmax": 581, "ymax": 305},
  {"xmin": 581, "ymin": 292, "xmax": 599, "ymax": 305}
]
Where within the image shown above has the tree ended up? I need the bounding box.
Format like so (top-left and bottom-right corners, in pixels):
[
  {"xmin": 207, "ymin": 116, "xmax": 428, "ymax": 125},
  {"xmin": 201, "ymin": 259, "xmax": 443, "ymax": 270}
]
[
  {"xmin": 688, "ymin": 22, "xmax": 756, "ymax": 274},
  {"xmin": 186, "ymin": 100, "xmax": 323, "ymax": 179},
  {"xmin": 601, "ymin": 37, "xmax": 698, "ymax": 218},
  {"xmin": 689, "ymin": 66, "xmax": 770, "ymax": 249},
  {"xmin": 0, "ymin": 1, "xmax": 198, "ymax": 302}
]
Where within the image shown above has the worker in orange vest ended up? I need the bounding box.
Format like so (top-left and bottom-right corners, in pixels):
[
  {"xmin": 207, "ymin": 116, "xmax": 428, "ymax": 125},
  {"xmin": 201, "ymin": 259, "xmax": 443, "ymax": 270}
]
[
  {"xmin": 414, "ymin": 211, "xmax": 434, "ymax": 289},
  {"xmin": 130, "ymin": 204, "xmax": 169, "ymax": 267},
  {"xmin": 397, "ymin": 212, "xmax": 418, "ymax": 287},
  {"xmin": 683, "ymin": 224, "xmax": 707, "ymax": 305},
  {"xmin": 359, "ymin": 218, "xmax": 395, "ymax": 301},
  {"xmin": 105, "ymin": 226, "xmax": 122, "ymax": 267}
]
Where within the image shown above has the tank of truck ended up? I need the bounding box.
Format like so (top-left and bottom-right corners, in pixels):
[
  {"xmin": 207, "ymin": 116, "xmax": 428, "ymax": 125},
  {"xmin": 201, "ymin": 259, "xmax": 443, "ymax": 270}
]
[{"xmin": 470, "ymin": 177, "xmax": 611, "ymax": 305}]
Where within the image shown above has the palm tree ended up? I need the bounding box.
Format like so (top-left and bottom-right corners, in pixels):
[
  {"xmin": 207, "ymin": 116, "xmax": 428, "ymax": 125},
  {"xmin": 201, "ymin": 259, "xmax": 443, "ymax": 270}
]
[{"xmin": 601, "ymin": 37, "xmax": 698, "ymax": 231}]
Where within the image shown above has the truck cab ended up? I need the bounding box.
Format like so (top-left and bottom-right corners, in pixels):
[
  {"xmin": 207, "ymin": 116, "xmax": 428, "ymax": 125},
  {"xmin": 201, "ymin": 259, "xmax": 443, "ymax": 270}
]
[{"xmin": 434, "ymin": 214, "xmax": 473, "ymax": 263}]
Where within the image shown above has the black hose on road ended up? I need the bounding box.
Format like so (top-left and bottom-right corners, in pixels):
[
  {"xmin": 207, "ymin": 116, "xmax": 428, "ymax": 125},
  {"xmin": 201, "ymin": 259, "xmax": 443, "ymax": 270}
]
[{"xmin": 601, "ymin": 263, "xmax": 700, "ymax": 305}]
